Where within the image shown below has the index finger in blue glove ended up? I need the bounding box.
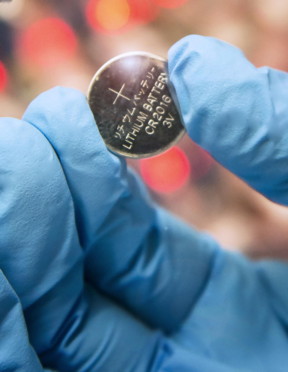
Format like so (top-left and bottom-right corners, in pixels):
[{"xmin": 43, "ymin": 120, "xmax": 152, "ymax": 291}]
[
  {"xmin": 0, "ymin": 117, "xmax": 171, "ymax": 372},
  {"xmin": 23, "ymin": 88, "xmax": 126, "ymax": 247},
  {"xmin": 168, "ymin": 35, "xmax": 288, "ymax": 205},
  {"xmin": 0, "ymin": 116, "xmax": 86, "ymax": 355}
]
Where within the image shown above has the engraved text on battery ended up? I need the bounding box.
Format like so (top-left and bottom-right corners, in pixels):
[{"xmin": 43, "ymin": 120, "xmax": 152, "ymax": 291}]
[
  {"xmin": 121, "ymin": 72, "xmax": 174, "ymax": 151},
  {"xmin": 115, "ymin": 66, "xmax": 156, "ymax": 143},
  {"xmin": 142, "ymin": 72, "xmax": 175, "ymax": 135}
]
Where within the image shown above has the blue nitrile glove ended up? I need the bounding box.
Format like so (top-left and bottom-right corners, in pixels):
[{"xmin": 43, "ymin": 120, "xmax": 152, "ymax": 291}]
[
  {"xmin": 17, "ymin": 87, "xmax": 216, "ymax": 371},
  {"xmin": 1, "ymin": 115, "xmax": 167, "ymax": 371},
  {"xmin": 20, "ymin": 66, "xmax": 288, "ymax": 372},
  {"xmin": 2, "ymin": 88, "xmax": 218, "ymax": 371}
]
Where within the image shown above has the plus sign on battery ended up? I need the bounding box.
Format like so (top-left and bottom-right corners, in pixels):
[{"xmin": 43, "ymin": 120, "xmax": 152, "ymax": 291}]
[{"xmin": 109, "ymin": 84, "xmax": 131, "ymax": 105}]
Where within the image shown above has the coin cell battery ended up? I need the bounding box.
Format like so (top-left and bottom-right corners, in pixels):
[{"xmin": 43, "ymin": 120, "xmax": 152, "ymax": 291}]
[{"xmin": 88, "ymin": 52, "xmax": 185, "ymax": 158}]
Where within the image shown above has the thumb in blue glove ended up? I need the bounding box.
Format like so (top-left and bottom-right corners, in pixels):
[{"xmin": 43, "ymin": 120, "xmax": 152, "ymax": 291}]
[{"xmin": 168, "ymin": 35, "xmax": 288, "ymax": 205}]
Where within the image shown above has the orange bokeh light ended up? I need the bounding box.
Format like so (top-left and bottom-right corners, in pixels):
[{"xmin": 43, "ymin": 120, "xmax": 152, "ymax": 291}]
[
  {"xmin": 18, "ymin": 17, "xmax": 78, "ymax": 68},
  {"xmin": 86, "ymin": 0, "xmax": 131, "ymax": 33},
  {"xmin": 151, "ymin": 0, "xmax": 188, "ymax": 9},
  {"xmin": 0, "ymin": 61, "xmax": 8, "ymax": 93},
  {"xmin": 140, "ymin": 146, "xmax": 190, "ymax": 194}
]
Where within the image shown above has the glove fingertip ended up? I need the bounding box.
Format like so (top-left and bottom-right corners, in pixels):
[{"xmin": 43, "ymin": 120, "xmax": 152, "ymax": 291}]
[
  {"xmin": 23, "ymin": 85, "xmax": 121, "ymax": 165},
  {"xmin": 23, "ymin": 86, "xmax": 90, "ymax": 131},
  {"xmin": 168, "ymin": 35, "xmax": 205, "ymax": 135},
  {"xmin": 25, "ymin": 86, "xmax": 87, "ymax": 110}
]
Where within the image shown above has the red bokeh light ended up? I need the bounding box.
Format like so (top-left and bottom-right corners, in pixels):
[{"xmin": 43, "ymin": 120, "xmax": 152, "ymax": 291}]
[
  {"xmin": 18, "ymin": 17, "xmax": 78, "ymax": 68},
  {"xmin": 151, "ymin": 0, "xmax": 188, "ymax": 9},
  {"xmin": 0, "ymin": 61, "xmax": 8, "ymax": 93},
  {"xmin": 140, "ymin": 146, "xmax": 190, "ymax": 194},
  {"xmin": 129, "ymin": 0, "xmax": 159, "ymax": 24},
  {"xmin": 86, "ymin": 0, "xmax": 132, "ymax": 33}
]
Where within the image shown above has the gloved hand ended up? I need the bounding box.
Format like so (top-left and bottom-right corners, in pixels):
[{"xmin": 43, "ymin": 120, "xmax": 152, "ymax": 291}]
[
  {"xmin": 1, "ymin": 34, "xmax": 288, "ymax": 372},
  {"xmin": 2, "ymin": 87, "xmax": 216, "ymax": 371},
  {"xmin": 0, "ymin": 111, "xmax": 166, "ymax": 372}
]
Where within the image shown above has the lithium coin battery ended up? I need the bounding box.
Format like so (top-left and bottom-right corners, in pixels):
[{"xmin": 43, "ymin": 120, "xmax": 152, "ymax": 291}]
[{"xmin": 88, "ymin": 52, "xmax": 185, "ymax": 158}]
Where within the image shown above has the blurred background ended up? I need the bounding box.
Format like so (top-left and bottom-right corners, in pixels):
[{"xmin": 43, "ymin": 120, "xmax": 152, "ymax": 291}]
[{"xmin": 1, "ymin": 0, "xmax": 288, "ymax": 258}]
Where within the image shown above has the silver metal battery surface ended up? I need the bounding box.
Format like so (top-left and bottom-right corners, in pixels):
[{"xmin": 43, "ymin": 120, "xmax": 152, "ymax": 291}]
[{"xmin": 88, "ymin": 52, "xmax": 185, "ymax": 158}]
